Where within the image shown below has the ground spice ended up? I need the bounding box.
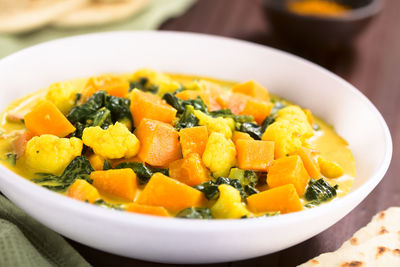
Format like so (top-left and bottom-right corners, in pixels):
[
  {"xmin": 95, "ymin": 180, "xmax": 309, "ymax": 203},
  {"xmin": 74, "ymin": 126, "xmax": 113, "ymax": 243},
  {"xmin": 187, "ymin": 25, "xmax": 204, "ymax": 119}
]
[{"xmin": 287, "ymin": 0, "xmax": 350, "ymax": 17}]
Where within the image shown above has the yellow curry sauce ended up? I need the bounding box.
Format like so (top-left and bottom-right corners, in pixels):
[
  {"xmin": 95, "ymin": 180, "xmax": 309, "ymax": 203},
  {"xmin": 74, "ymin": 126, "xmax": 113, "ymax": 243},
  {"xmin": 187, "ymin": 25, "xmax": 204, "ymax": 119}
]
[{"xmin": 0, "ymin": 70, "xmax": 355, "ymax": 218}]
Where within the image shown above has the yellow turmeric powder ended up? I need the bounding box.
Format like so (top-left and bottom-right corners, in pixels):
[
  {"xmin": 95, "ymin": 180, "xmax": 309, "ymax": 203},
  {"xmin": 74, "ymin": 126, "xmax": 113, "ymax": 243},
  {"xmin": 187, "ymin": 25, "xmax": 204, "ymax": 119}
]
[{"xmin": 287, "ymin": 0, "xmax": 350, "ymax": 17}]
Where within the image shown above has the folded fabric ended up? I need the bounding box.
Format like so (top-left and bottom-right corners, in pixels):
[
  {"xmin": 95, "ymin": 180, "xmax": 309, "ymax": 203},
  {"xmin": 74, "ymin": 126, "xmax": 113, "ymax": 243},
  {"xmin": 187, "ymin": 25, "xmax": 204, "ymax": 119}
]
[
  {"xmin": 0, "ymin": 195, "xmax": 90, "ymax": 267},
  {"xmin": 0, "ymin": 0, "xmax": 195, "ymax": 59}
]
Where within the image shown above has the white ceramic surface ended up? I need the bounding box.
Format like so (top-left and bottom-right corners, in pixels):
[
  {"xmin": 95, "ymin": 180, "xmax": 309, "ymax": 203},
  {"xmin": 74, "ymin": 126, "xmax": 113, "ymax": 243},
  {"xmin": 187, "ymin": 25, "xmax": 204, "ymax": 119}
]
[{"xmin": 0, "ymin": 32, "xmax": 392, "ymax": 264}]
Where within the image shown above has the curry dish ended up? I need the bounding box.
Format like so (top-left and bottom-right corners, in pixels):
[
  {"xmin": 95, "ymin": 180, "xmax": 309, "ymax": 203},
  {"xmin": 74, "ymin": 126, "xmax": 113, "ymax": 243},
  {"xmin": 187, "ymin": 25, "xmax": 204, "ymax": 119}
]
[{"xmin": 0, "ymin": 69, "xmax": 355, "ymax": 219}]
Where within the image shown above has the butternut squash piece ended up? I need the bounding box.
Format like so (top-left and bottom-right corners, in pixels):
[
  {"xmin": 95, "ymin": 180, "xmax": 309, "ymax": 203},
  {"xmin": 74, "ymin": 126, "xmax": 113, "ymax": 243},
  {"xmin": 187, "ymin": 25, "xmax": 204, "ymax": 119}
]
[
  {"xmin": 247, "ymin": 184, "xmax": 302, "ymax": 214},
  {"xmin": 227, "ymin": 93, "xmax": 273, "ymax": 124},
  {"xmin": 88, "ymin": 153, "xmax": 105, "ymax": 171},
  {"xmin": 232, "ymin": 80, "xmax": 270, "ymax": 102},
  {"xmin": 231, "ymin": 131, "xmax": 253, "ymax": 144},
  {"xmin": 179, "ymin": 126, "xmax": 208, "ymax": 158},
  {"xmin": 12, "ymin": 131, "xmax": 34, "ymax": 158},
  {"xmin": 135, "ymin": 118, "xmax": 181, "ymax": 167},
  {"xmin": 24, "ymin": 100, "xmax": 76, "ymax": 137},
  {"xmin": 236, "ymin": 139, "xmax": 274, "ymax": 171},
  {"xmin": 267, "ymin": 155, "xmax": 310, "ymax": 196},
  {"xmin": 91, "ymin": 168, "xmax": 138, "ymax": 201},
  {"xmin": 169, "ymin": 153, "xmax": 209, "ymax": 186},
  {"xmin": 318, "ymin": 156, "xmax": 344, "ymax": 178},
  {"xmin": 175, "ymin": 90, "xmax": 211, "ymax": 109},
  {"xmin": 130, "ymin": 89, "xmax": 176, "ymax": 127},
  {"xmin": 137, "ymin": 173, "xmax": 205, "ymax": 212},
  {"xmin": 67, "ymin": 179, "xmax": 100, "ymax": 203},
  {"xmin": 125, "ymin": 203, "xmax": 169, "ymax": 217},
  {"xmin": 294, "ymin": 147, "xmax": 321, "ymax": 178},
  {"xmin": 82, "ymin": 75, "xmax": 129, "ymax": 98}
]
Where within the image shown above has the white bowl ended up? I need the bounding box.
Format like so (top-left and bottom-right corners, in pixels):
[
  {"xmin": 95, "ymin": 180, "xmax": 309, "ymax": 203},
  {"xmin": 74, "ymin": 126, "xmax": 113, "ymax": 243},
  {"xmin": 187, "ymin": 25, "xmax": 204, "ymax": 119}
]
[{"xmin": 0, "ymin": 32, "xmax": 392, "ymax": 264}]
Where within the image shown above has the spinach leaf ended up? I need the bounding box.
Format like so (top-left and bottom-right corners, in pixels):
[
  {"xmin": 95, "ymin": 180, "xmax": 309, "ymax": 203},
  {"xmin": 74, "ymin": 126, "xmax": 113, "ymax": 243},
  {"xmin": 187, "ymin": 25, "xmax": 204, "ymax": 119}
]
[
  {"xmin": 174, "ymin": 105, "xmax": 199, "ymax": 130},
  {"xmin": 103, "ymin": 160, "xmax": 112, "ymax": 170},
  {"xmin": 304, "ymin": 178, "xmax": 338, "ymax": 205},
  {"xmin": 115, "ymin": 162, "xmax": 168, "ymax": 185},
  {"xmin": 176, "ymin": 207, "xmax": 213, "ymax": 219},
  {"xmin": 105, "ymin": 95, "xmax": 131, "ymax": 122},
  {"xmin": 228, "ymin": 168, "xmax": 258, "ymax": 187},
  {"xmin": 239, "ymin": 122, "xmax": 262, "ymax": 140},
  {"xmin": 182, "ymin": 97, "xmax": 208, "ymax": 113},
  {"xmin": 89, "ymin": 107, "xmax": 112, "ymax": 128},
  {"xmin": 162, "ymin": 93, "xmax": 184, "ymax": 113},
  {"xmin": 209, "ymin": 109, "xmax": 254, "ymax": 127},
  {"xmin": 260, "ymin": 101, "xmax": 286, "ymax": 132},
  {"xmin": 93, "ymin": 199, "xmax": 123, "ymax": 210},
  {"xmin": 129, "ymin": 77, "xmax": 158, "ymax": 93},
  {"xmin": 33, "ymin": 156, "xmax": 94, "ymax": 192},
  {"xmin": 68, "ymin": 91, "xmax": 106, "ymax": 124}
]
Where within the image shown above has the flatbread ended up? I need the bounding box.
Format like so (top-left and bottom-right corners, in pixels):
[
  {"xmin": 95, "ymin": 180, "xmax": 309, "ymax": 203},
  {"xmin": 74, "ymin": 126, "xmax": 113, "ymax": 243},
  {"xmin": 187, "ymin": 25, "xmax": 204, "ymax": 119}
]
[
  {"xmin": 0, "ymin": 0, "xmax": 89, "ymax": 34},
  {"xmin": 299, "ymin": 207, "xmax": 400, "ymax": 267},
  {"xmin": 52, "ymin": 0, "xmax": 149, "ymax": 28}
]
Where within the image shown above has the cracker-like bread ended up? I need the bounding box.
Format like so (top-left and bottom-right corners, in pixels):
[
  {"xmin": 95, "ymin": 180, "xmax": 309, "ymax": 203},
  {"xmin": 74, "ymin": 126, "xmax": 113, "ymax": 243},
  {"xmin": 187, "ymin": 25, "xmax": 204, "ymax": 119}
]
[
  {"xmin": 299, "ymin": 207, "xmax": 400, "ymax": 266},
  {"xmin": 52, "ymin": 0, "xmax": 149, "ymax": 28},
  {"xmin": 0, "ymin": 0, "xmax": 89, "ymax": 34}
]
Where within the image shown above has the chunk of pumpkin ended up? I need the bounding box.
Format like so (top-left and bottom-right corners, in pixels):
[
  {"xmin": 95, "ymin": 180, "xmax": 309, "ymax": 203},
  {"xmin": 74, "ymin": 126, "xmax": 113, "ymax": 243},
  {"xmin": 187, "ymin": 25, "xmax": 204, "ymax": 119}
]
[
  {"xmin": 82, "ymin": 75, "xmax": 129, "ymax": 98},
  {"xmin": 247, "ymin": 184, "xmax": 302, "ymax": 214},
  {"xmin": 91, "ymin": 168, "xmax": 138, "ymax": 201},
  {"xmin": 318, "ymin": 156, "xmax": 344, "ymax": 178},
  {"xmin": 236, "ymin": 139, "xmax": 274, "ymax": 171},
  {"xmin": 88, "ymin": 153, "xmax": 105, "ymax": 171},
  {"xmin": 125, "ymin": 203, "xmax": 169, "ymax": 217},
  {"xmin": 169, "ymin": 153, "xmax": 209, "ymax": 186},
  {"xmin": 175, "ymin": 90, "xmax": 211, "ymax": 109},
  {"xmin": 67, "ymin": 179, "xmax": 100, "ymax": 203},
  {"xmin": 12, "ymin": 131, "xmax": 34, "ymax": 158},
  {"xmin": 211, "ymin": 184, "xmax": 250, "ymax": 219},
  {"xmin": 137, "ymin": 173, "xmax": 205, "ymax": 212},
  {"xmin": 294, "ymin": 147, "xmax": 320, "ymax": 178},
  {"xmin": 231, "ymin": 131, "xmax": 253, "ymax": 144},
  {"xmin": 179, "ymin": 126, "xmax": 208, "ymax": 158},
  {"xmin": 227, "ymin": 93, "xmax": 273, "ymax": 124},
  {"xmin": 267, "ymin": 155, "xmax": 310, "ymax": 196},
  {"xmin": 232, "ymin": 80, "xmax": 270, "ymax": 102},
  {"xmin": 130, "ymin": 89, "xmax": 176, "ymax": 127},
  {"xmin": 24, "ymin": 100, "xmax": 76, "ymax": 137},
  {"xmin": 135, "ymin": 118, "xmax": 181, "ymax": 167}
]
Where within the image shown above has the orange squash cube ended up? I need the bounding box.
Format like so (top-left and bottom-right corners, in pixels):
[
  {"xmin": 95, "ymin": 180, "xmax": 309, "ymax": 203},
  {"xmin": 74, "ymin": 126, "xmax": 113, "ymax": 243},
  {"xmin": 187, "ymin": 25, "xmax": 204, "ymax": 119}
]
[
  {"xmin": 91, "ymin": 168, "xmax": 138, "ymax": 201},
  {"xmin": 175, "ymin": 90, "xmax": 211, "ymax": 109},
  {"xmin": 125, "ymin": 203, "xmax": 169, "ymax": 217},
  {"xmin": 137, "ymin": 173, "xmax": 205, "ymax": 212},
  {"xmin": 67, "ymin": 179, "xmax": 100, "ymax": 203},
  {"xmin": 130, "ymin": 89, "xmax": 177, "ymax": 127},
  {"xmin": 88, "ymin": 153, "xmax": 105, "ymax": 171},
  {"xmin": 24, "ymin": 100, "xmax": 76, "ymax": 137},
  {"xmin": 232, "ymin": 80, "xmax": 270, "ymax": 102},
  {"xmin": 169, "ymin": 153, "xmax": 209, "ymax": 186},
  {"xmin": 267, "ymin": 155, "xmax": 310, "ymax": 196},
  {"xmin": 231, "ymin": 131, "xmax": 253, "ymax": 144},
  {"xmin": 82, "ymin": 75, "xmax": 129, "ymax": 98},
  {"xmin": 247, "ymin": 184, "xmax": 302, "ymax": 214},
  {"xmin": 135, "ymin": 118, "xmax": 181, "ymax": 167},
  {"xmin": 236, "ymin": 139, "xmax": 274, "ymax": 171},
  {"xmin": 294, "ymin": 147, "xmax": 321, "ymax": 179},
  {"xmin": 227, "ymin": 93, "xmax": 273, "ymax": 124},
  {"xmin": 179, "ymin": 126, "xmax": 208, "ymax": 158}
]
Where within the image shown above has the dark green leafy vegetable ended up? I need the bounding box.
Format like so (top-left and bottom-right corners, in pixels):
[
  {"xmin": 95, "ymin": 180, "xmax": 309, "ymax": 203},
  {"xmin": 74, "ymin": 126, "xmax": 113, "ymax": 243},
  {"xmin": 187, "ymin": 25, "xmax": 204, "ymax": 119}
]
[
  {"xmin": 239, "ymin": 122, "xmax": 262, "ymax": 140},
  {"xmin": 93, "ymin": 199, "xmax": 123, "ymax": 210},
  {"xmin": 89, "ymin": 107, "xmax": 112, "ymax": 128},
  {"xmin": 68, "ymin": 91, "xmax": 106, "ymax": 124},
  {"xmin": 129, "ymin": 77, "xmax": 158, "ymax": 93},
  {"xmin": 260, "ymin": 101, "xmax": 286, "ymax": 132},
  {"xmin": 174, "ymin": 105, "xmax": 199, "ymax": 130},
  {"xmin": 103, "ymin": 160, "xmax": 112, "ymax": 170},
  {"xmin": 114, "ymin": 162, "xmax": 168, "ymax": 185},
  {"xmin": 209, "ymin": 109, "xmax": 254, "ymax": 130},
  {"xmin": 228, "ymin": 168, "xmax": 258, "ymax": 187},
  {"xmin": 33, "ymin": 156, "xmax": 94, "ymax": 192},
  {"xmin": 176, "ymin": 207, "xmax": 213, "ymax": 219},
  {"xmin": 6, "ymin": 153, "xmax": 17, "ymax": 166},
  {"xmin": 105, "ymin": 95, "xmax": 131, "ymax": 123},
  {"xmin": 304, "ymin": 178, "xmax": 338, "ymax": 205}
]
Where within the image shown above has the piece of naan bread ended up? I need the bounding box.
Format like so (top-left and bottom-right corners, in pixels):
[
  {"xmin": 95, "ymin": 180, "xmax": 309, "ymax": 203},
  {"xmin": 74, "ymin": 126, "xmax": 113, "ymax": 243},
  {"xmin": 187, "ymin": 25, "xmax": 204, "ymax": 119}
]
[
  {"xmin": 52, "ymin": 0, "xmax": 149, "ymax": 28},
  {"xmin": 0, "ymin": 0, "xmax": 89, "ymax": 33},
  {"xmin": 299, "ymin": 207, "xmax": 400, "ymax": 267}
]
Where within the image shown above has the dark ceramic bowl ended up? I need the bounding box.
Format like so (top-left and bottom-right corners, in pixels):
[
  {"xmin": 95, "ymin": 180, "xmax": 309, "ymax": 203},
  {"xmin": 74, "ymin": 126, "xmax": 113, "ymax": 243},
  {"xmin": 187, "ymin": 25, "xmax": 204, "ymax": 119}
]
[{"xmin": 263, "ymin": 0, "xmax": 383, "ymax": 47}]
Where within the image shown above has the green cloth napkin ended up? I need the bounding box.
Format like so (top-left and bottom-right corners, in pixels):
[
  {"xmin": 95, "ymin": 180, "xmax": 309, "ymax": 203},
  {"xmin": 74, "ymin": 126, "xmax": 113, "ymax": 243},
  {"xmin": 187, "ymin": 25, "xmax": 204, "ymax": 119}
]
[
  {"xmin": 0, "ymin": 195, "xmax": 90, "ymax": 267},
  {"xmin": 0, "ymin": 0, "xmax": 195, "ymax": 59}
]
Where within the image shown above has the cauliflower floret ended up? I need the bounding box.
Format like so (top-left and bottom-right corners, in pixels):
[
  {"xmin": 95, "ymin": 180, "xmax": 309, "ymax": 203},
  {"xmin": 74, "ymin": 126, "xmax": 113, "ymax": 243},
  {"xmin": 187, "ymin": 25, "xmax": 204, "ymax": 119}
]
[
  {"xmin": 262, "ymin": 105, "xmax": 314, "ymax": 158},
  {"xmin": 46, "ymin": 82, "xmax": 78, "ymax": 114},
  {"xmin": 82, "ymin": 122, "xmax": 140, "ymax": 159},
  {"xmin": 202, "ymin": 132, "xmax": 236, "ymax": 177},
  {"xmin": 211, "ymin": 184, "xmax": 250, "ymax": 219},
  {"xmin": 194, "ymin": 110, "xmax": 232, "ymax": 139},
  {"xmin": 24, "ymin": 135, "xmax": 83, "ymax": 174}
]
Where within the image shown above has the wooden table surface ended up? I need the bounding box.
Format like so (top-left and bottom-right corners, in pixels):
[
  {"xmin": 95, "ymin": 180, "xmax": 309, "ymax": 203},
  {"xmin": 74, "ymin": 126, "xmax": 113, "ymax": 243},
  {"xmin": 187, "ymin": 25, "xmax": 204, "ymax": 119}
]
[{"xmin": 68, "ymin": 0, "xmax": 400, "ymax": 266}]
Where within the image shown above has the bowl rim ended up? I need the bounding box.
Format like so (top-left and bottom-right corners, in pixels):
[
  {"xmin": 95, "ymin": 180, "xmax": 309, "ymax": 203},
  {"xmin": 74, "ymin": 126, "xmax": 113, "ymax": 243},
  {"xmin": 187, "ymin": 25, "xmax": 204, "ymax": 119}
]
[
  {"xmin": 263, "ymin": 0, "xmax": 384, "ymax": 22},
  {"xmin": 0, "ymin": 31, "xmax": 393, "ymax": 231}
]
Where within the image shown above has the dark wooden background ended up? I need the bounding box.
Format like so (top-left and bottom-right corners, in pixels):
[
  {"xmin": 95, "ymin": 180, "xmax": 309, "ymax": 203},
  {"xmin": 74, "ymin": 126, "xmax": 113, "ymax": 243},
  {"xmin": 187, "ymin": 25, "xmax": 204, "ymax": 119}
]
[{"xmin": 68, "ymin": 0, "xmax": 400, "ymax": 266}]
